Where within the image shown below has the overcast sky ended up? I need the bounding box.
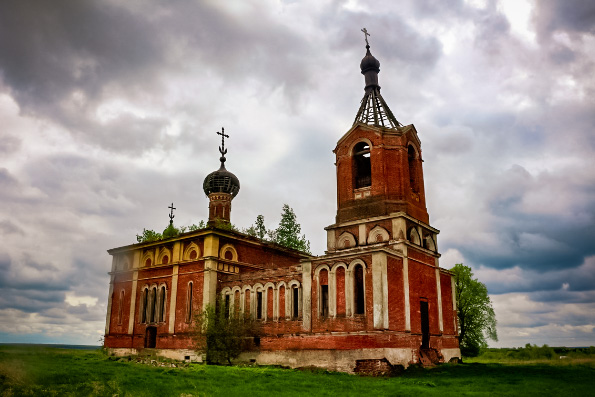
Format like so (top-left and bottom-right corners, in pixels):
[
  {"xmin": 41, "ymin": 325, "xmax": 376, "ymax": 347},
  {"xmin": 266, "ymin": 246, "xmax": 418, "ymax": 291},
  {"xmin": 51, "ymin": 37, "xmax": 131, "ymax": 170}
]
[{"xmin": 0, "ymin": 0, "xmax": 593, "ymax": 348}]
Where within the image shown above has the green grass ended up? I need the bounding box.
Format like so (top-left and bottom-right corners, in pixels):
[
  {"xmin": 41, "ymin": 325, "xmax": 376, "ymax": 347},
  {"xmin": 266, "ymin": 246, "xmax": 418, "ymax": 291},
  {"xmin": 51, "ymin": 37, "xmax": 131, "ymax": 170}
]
[{"xmin": 1, "ymin": 345, "xmax": 594, "ymax": 396}]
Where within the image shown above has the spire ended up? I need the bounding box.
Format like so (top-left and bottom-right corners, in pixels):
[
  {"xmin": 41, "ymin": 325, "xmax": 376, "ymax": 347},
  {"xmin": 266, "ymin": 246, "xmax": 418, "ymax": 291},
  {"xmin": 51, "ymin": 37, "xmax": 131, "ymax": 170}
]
[{"xmin": 354, "ymin": 29, "xmax": 402, "ymax": 129}]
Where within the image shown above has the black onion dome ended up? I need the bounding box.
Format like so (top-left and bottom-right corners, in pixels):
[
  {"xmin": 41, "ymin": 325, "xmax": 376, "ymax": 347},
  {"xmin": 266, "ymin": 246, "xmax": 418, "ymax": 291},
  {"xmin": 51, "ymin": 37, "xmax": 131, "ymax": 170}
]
[
  {"xmin": 203, "ymin": 162, "xmax": 240, "ymax": 198},
  {"xmin": 360, "ymin": 45, "xmax": 380, "ymax": 74}
]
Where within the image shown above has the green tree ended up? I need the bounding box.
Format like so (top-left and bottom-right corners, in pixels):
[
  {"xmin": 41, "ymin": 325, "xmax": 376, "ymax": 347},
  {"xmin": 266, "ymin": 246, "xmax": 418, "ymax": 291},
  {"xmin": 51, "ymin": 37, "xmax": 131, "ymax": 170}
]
[
  {"xmin": 254, "ymin": 215, "xmax": 267, "ymax": 240},
  {"xmin": 136, "ymin": 228, "xmax": 162, "ymax": 243},
  {"xmin": 192, "ymin": 300, "xmax": 260, "ymax": 365},
  {"xmin": 270, "ymin": 204, "xmax": 311, "ymax": 254},
  {"xmin": 450, "ymin": 263, "xmax": 498, "ymax": 357}
]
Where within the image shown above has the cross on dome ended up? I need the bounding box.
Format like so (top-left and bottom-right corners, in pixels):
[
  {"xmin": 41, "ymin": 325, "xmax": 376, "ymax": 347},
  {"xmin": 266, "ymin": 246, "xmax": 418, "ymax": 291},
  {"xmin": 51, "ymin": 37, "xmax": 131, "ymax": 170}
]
[
  {"xmin": 168, "ymin": 203, "xmax": 176, "ymax": 225},
  {"xmin": 361, "ymin": 27, "xmax": 370, "ymax": 46}
]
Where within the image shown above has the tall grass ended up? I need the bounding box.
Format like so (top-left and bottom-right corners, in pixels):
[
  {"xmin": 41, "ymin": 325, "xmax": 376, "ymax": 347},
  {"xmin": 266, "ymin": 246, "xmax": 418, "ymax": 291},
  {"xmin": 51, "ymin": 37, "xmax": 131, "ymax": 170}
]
[{"xmin": 1, "ymin": 345, "xmax": 594, "ymax": 396}]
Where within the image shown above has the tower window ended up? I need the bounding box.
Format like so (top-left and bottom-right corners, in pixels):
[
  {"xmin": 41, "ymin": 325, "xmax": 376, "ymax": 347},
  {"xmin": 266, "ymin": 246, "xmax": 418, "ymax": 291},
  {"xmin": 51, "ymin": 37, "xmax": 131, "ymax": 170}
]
[
  {"xmin": 408, "ymin": 145, "xmax": 419, "ymax": 193},
  {"xmin": 353, "ymin": 142, "xmax": 371, "ymax": 189}
]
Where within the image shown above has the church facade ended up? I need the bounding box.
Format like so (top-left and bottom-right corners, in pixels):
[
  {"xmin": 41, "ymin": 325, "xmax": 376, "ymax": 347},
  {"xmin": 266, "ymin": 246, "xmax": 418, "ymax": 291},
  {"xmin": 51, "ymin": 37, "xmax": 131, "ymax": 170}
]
[{"xmin": 104, "ymin": 41, "xmax": 460, "ymax": 372}]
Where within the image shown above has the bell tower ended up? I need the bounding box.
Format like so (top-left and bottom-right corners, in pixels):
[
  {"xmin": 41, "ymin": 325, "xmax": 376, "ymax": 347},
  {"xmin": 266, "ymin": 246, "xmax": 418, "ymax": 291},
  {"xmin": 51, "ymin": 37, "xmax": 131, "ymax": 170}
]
[{"xmin": 326, "ymin": 35, "xmax": 437, "ymax": 253}]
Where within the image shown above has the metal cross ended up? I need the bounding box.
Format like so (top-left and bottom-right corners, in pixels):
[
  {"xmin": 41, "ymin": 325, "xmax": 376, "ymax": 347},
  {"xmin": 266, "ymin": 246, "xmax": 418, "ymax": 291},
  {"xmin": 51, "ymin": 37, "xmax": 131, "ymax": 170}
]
[
  {"xmin": 361, "ymin": 28, "xmax": 370, "ymax": 46},
  {"xmin": 168, "ymin": 203, "xmax": 176, "ymax": 222},
  {"xmin": 217, "ymin": 127, "xmax": 229, "ymax": 156}
]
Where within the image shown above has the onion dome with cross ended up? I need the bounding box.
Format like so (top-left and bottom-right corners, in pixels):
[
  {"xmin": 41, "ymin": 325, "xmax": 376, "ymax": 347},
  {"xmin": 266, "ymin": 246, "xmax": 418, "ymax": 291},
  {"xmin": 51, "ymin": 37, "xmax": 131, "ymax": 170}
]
[{"xmin": 203, "ymin": 127, "xmax": 240, "ymax": 198}]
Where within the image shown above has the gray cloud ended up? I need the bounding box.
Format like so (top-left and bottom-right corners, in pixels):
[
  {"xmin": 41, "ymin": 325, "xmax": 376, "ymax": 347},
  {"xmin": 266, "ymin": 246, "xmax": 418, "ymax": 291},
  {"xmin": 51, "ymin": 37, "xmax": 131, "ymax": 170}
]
[{"xmin": 0, "ymin": 0, "xmax": 593, "ymax": 348}]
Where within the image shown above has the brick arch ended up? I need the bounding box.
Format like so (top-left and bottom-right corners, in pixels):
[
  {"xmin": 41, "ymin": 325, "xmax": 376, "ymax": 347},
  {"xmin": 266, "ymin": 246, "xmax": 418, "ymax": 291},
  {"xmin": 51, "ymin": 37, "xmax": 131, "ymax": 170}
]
[
  {"xmin": 337, "ymin": 232, "xmax": 357, "ymax": 249},
  {"xmin": 367, "ymin": 225, "xmax": 390, "ymax": 244},
  {"xmin": 252, "ymin": 283, "xmax": 265, "ymax": 320},
  {"xmin": 141, "ymin": 251, "xmax": 154, "ymax": 268},
  {"xmin": 219, "ymin": 244, "xmax": 238, "ymax": 262},
  {"xmin": 409, "ymin": 227, "xmax": 421, "ymax": 245},
  {"xmin": 349, "ymin": 137, "xmax": 373, "ymax": 156},
  {"xmin": 263, "ymin": 282, "xmax": 276, "ymax": 321},
  {"xmin": 285, "ymin": 279, "xmax": 302, "ymax": 320},
  {"xmin": 423, "ymin": 234, "xmax": 436, "ymax": 251},
  {"xmin": 157, "ymin": 248, "xmax": 172, "ymax": 265},
  {"xmin": 183, "ymin": 242, "xmax": 201, "ymax": 261},
  {"xmin": 241, "ymin": 284, "xmax": 252, "ymax": 317},
  {"xmin": 331, "ymin": 263, "xmax": 348, "ymax": 317}
]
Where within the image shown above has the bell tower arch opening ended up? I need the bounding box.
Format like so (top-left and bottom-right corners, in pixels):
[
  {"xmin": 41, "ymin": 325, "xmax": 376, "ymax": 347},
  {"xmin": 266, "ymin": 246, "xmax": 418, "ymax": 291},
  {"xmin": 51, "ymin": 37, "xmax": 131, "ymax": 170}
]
[
  {"xmin": 353, "ymin": 141, "xmax": 371, "ymax": 189},
  {"xmin": 408, "ymin": 144, "xmax": 419, "ymax": 193}
]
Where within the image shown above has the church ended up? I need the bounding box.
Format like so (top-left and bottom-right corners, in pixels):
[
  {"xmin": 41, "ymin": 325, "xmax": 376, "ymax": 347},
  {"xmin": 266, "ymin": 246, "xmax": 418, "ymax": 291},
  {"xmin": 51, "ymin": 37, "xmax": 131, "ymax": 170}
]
[{"xmin": 103, "ymin": 37, "xmax": 461, "ymax": 372}]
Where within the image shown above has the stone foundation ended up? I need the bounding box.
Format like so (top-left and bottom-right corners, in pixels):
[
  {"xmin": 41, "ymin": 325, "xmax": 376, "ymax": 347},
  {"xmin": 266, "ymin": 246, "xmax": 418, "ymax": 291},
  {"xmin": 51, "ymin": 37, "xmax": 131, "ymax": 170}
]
[
  {"xmin": 238, "ymin": 347, "xmax": 417, "ymax": 373},
  {"xmin": 107, "ymin": 348, "xmax": 203, "ymax": 363}
]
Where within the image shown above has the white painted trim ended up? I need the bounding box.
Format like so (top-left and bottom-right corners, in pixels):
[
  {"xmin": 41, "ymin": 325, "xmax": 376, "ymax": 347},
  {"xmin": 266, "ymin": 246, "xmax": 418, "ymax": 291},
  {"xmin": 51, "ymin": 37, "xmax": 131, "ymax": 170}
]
[
  {"xmin": 402, "ymin": 246, "xmax": 411, "ymax": 331},
  {"xmin": 168, "ymin": 265, "xmax": 178, "ymax": 333},
  {"xmin": 435, "ymin": 268, "xmax": 443, "ymax": 333}
]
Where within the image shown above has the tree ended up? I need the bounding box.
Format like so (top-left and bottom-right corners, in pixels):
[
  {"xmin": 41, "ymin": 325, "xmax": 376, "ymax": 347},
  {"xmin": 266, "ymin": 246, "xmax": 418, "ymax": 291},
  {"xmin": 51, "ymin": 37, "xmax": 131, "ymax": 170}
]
[
  {"xmin": 450, "ymin": 263, "xmax": 498, "ymax": 357},
  {"xmin": 254, "ymin": 215, "xmax": 267, "ymax": 240},
  {"xmin": 270, "ymin": 204, "xmax": 311, "ymax": 254},
  {"xmin": 192, "ymin": 299, "xmax": 260, "ymax": 365},
  {"xmin": 136, "ymin": 228, "xmax": 162, "ymax": 243}
]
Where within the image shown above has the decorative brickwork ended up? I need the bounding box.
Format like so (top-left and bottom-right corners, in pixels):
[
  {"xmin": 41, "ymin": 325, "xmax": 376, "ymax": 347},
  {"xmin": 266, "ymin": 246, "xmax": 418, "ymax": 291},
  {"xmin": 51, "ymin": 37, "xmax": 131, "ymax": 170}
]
[{"xmin": 104, "ymin": 42, "xmax": 460, "ymax": 371}]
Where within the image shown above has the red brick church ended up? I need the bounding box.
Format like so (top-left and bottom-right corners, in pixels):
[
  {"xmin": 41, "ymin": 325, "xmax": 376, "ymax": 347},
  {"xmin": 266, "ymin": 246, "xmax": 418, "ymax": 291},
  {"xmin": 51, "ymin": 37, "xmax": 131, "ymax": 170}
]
[{"xmin": 104, "ymin": 38, "xmax": 460, "ymax": 371}]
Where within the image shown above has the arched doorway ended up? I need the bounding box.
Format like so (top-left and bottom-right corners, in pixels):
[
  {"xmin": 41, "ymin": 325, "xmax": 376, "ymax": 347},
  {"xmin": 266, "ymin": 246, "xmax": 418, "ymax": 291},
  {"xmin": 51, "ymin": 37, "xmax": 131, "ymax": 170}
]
[{"xmin": 145, "ymin": 326, "xmax": 157, "ymax": 348}]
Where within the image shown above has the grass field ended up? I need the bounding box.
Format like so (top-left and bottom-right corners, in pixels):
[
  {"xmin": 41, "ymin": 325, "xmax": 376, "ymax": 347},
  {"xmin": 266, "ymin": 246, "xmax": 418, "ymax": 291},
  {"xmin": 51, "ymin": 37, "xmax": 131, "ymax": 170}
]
[{"xmin": 1, "ymin": 345, "xmax": 594, "ymax": 396}]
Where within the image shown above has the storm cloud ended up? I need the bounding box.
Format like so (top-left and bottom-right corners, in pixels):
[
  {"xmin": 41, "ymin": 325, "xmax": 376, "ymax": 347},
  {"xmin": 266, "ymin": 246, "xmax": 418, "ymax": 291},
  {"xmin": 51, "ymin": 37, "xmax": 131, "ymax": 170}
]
[{"xmin": 0, "ymin": 0, "xmax": 593, "ymax": 347}]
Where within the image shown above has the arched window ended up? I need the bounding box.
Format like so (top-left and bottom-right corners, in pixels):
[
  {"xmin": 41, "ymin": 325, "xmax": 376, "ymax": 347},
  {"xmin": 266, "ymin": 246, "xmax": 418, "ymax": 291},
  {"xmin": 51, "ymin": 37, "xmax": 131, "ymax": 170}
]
[
  {"xmin": 117, "ymin": 290, "xmax": 124, "ymax": 325},
  {"xmin": 145, "ymin": 258, "xmax": 152, "ymax": 267},
  {"xmin": 162, "ymin": 255, "xmax": 169, "ymax": 265},
  {"xmin": 354, "ymin": 265, "xmax": 365, "ymax": 315},
  {"xmin": 224, "ymin": 250, "xmax": 233, "ymax": 260},
  {"xmin": 292, "ymin": 286, "xmax": 300, "ymax": 319},
  {"xmin": 256, "ymin": 291, "xmax": 263, "ymax": 320},
  {"xmin": 141, "ymin": 288, "xmax": 148, "ymax": 323},
  {"xmin": 149, "ymin": 287, "xmax": 157, "ymax": 323},
  {"xmin": 244, "ymin": 289, "xmax": 251, "ymax": 318},
  {"xmin": 319, "ymin": 269, "xmax": 329, "ymax": 317},
  {"xmin": 353, "ymin": 142, "xmax": 371, "ymax": 189},
  {"xmin": 158, "ymin": 286, "xmax": 166, "ymax": 322},
  {"xmin": 189, "ymin": 250, "xmax": 198, "ymax": 260},
  {"xmin": 186, "ymin": 282, "xmax": 193, "ymax": 323},
  {"xmin": 279, "ymin": 285, "xmax": 286, "ymax": 319},
  {"xmin": 408, "ymin": 145, "xmax": 419, "ymax": 193}
]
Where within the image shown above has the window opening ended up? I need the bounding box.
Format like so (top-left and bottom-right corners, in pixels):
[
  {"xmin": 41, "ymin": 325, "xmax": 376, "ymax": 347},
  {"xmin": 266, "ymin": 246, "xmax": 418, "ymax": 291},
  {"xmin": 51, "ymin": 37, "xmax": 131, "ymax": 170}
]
[
  {"xmin": 353, "ymin": 142, "xmax": 371, "ymax": 188},
  {"xmin": 162, "ymin": 255, "xmax": 169, "ymax": 265},
  {"xmin": 408, "ymin": 145, "xmax": 419, "ymax": 193},
  {"xmin": 150, "ymin": 287, "xmax": 157, "ymax": 323},
  {"xmin": 159, "ymin": 286, "xmax": 166, "ymax": 322},
  {"xmin": 189, "ymin": 250, "xmax": 197, "ymax": 260},
  {"xmin": 224, "ymin": 250, "xmax": 233, "ymax": 260},
  {"xmin": 321, "ymin": 285, "xmax": 329, "ymax": 317},
  {"xmin": 354, "ymin": 265, "xmax": 365, "ymax": 315},
  {"xmin": 256, "ymin": 291, "xmax": 263, "ymax": 320},
  {"xmin": 141, "ymin": 289, "xmax": 148, "ymax": 323},
  {"xmin": 292, "ymin": 286, "xmax": 299, "ymax": 319}
]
